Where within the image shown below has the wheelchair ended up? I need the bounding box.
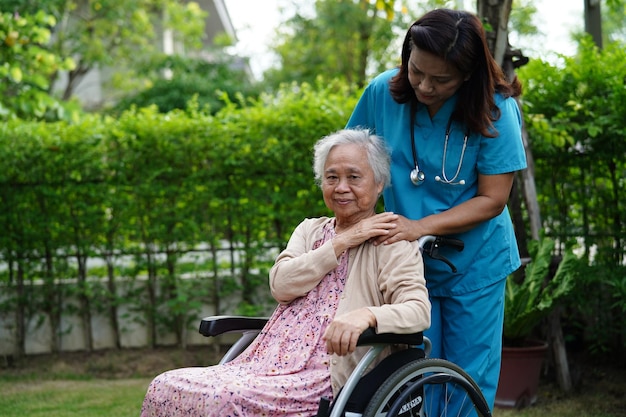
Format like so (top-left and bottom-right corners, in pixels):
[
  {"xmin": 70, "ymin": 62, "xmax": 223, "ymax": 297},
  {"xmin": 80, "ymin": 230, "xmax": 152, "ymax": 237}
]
[{"xmin": 198, "ymin": 236, "xmax": 492, "ymax": 417}]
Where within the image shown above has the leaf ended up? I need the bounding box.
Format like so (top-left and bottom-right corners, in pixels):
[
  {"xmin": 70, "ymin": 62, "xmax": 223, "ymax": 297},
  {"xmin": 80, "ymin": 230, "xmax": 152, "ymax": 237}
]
[
  {"xmin": 9, "ymin": 66, "xmax": 22, "ymax": 83},
  {"xmin": 504, "ymin": 237, "xmax": 578, "ymax": 342}
]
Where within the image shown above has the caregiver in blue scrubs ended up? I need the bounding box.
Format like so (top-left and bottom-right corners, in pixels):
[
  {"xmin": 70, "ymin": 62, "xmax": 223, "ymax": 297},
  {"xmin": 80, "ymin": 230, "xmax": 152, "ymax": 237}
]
[{"xmin": 346, "ymin": 8, "xmax": 527, "ymax": 412}]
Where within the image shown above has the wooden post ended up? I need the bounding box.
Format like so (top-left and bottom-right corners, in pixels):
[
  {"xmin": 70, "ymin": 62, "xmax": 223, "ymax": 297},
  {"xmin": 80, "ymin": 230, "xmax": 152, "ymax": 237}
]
[{"xmin": 548, "ymin": 307, "xmax": 573, "ymax": 393}]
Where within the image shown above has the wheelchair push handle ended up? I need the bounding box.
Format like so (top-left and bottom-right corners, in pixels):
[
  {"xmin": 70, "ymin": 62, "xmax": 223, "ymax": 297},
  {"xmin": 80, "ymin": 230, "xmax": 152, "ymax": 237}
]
[{"xmin": 417, "ymin": 235, "xmax": 464, "ymax": 273}]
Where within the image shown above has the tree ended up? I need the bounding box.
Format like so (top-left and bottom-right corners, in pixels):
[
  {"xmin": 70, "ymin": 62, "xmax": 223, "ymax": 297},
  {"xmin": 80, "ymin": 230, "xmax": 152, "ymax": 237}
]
[
  {"xmin": 111, "ymin": 54, "xmax": 261, "ymax": 115},
  {"xmin": 263, "ymin": 0, "xmax": 540, "ymax": 90},
  {"xmin": 263, "ymin": 0, "xmax": 400, "ymax": 90},
  {"xmin": 477, "ymin": 0, "xmax": 624, "ymax": 393},
  {"xmin": 0, "ymin": 0, "xmax": 208, "ymax": 102},
  {"xmin": 580, "ymin": 0, "xmax": 626, "ymax": 47},
  {"xmin": 0, "ymin": 10, "xmax": 77, "ymax": 120},
  {"xmin": 603, "ymin": 0, "xmax": 626, "ymax": 42},
  {"xmin": 516, "ymin": 33, "xmax": 626, "ymax": 366}
]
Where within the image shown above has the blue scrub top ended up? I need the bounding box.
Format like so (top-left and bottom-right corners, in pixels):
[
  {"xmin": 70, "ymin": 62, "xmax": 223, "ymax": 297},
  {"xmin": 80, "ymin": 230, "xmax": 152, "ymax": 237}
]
[{"xmin": 347, "ymin": 69, "xmax": 527, "ymax": 296}]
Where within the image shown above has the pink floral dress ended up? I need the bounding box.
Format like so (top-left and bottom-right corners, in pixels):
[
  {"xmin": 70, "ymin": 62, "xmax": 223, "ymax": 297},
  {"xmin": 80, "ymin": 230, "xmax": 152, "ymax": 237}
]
[{"xmin": 141, "ymin": 221, "xmax": 348, "ymax": 416}]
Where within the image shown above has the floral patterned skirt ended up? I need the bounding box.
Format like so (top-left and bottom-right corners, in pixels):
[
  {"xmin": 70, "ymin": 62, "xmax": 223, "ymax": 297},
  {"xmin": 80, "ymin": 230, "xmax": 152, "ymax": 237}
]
[{"xmin": 141, "ymin": 221, "xmax": 347, "ymax": 416}]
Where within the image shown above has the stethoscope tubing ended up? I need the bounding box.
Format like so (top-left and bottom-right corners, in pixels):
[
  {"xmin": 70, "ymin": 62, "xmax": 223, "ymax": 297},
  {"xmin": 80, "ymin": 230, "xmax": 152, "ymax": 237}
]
[{"xmin": 409, "ymin": 102, "xmax": 469, "ymax": 186}]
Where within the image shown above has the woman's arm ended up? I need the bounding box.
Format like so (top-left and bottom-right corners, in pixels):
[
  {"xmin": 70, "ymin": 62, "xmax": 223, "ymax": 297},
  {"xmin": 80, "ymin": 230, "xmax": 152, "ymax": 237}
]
[
  {"xmin": 269, "ymin": 220, "xmax": 340, "ymax": 304},
  {"xmin": 323, "ymin": 240, "xmax": 430, "ymax": 356},
  {"xmin": 376, "ymin": 171, "xmax": 515, "ymax": 244},
  {"xmin": 271, "ymin": 213, "xmax": 400, "ymax": 304}
]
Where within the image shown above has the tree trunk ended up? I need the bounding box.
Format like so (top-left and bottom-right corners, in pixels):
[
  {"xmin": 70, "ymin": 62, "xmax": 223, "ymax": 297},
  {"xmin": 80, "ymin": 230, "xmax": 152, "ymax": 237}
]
[
  {"xmin": 42, "ymin": 244, "xmax": 62, "ymax": 354},
  {"xmin": 63, "ymin": 63, "xmax": 91, "ymax": 101},
  {"xmin": 518, "ymin": 123, "xmax": 541, "ymax": 240},
  {"xmin": 584, "ymin": 0, "xmax": 603, "ymax": 48},
  {"xmin": 77, "ymin": 253, "xmax": 94, "ymax": 351},
  {"xmin": 14, "ymin": 260, "xmax": 26, "ymax": 359},
  {"xmin": 146, "ymin": 248, "xmax": 157, "ymax": 349},
  {"xmin": 106, "ymin": 257, "xmax": 121, "ymax": 349},
  {"xmin": 210, "ymin": 242, "xmax": 221, "ymax": 315},
  {"xmin": 509, "ymin": 173, "xmax": 529, "ymax": 259},
  {"xmin": 548, "ymin": 307, "xmax": 573, "ymax": 393},
  {"xmin": 476, "ymin": 0, "xmax": 573, "ymax": 394},
  {"xmin": 478, "ymin": 0, "xmax": 513, "ymax": 66},
  {"xmin": 165, "ymin": 248, "xmax": 186, "ymax": 349},
  {"xmin": 477, "ymin": 0, "xmax": 540, "ymax": 244}
]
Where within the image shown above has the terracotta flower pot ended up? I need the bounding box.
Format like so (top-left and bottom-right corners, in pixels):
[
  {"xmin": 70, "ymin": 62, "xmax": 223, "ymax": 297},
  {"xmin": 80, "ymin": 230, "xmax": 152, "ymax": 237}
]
[{"xmin": 495, "ymin": 340, "xmax": 548, "ymax": 408}]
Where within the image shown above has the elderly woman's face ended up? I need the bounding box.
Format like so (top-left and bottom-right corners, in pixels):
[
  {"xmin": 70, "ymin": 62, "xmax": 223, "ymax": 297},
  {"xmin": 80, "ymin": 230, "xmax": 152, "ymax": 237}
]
[{"xmin": 321, "ymin": 143, "xmax": 383, "ymax": 226}]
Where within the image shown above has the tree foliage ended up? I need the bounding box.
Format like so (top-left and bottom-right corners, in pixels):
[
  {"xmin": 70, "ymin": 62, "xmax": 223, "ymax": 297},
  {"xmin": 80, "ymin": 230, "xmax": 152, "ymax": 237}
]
[
  {"xmin": 0, "ymin": 10, "xmax": 78, "ymax": 120},
  {"xmin": 111, "ymin": 55, "xmax": 261, "ymax": 115},
  {"xmin": 518, "ymin": 36, "xmax": 626, "ymax": 356},
  {"xmin": 263, "ymin": 0, "xmax": 402, "ymax": 90},
  {"xmin": 0, "ymin": 0, "xmax": 208, "ymax": 102},
  {"xmin": 0, "ymin": 80, "xmax": 356, "ymax": 353},
  {"xmin": 519, "ymin": 36, "xmax": 626, "ymax": 258},
  {"xmin": 598, "ymin": 0, "xmax": 626, "ymax": 44},
  {"xmin": 504, "ymin": 236, "xmax": 579, "ymax": 344},
  {"xmin": 262, "ymin": 0, "xmax": 541, "ymax": 91}
]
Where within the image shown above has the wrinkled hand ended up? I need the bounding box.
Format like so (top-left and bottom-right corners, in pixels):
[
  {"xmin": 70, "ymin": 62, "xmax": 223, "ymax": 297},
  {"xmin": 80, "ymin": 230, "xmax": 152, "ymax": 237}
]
[
  {"xmin": 322, "ymin": 308, "xmax": 376, "ymax": 356},
  {"xmin": 370, "ymin": 214, "xmax": 423, "ymax": 246},
  {"xmin": 332, "ymin": 212, "xmax": 399, "ymax": 255}
]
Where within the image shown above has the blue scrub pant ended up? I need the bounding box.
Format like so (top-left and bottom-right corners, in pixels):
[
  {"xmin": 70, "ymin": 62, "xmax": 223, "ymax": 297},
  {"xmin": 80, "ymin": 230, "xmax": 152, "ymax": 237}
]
[{"xmin": 424, "ymin": 278, "xmax": 506, "ymax": 413}]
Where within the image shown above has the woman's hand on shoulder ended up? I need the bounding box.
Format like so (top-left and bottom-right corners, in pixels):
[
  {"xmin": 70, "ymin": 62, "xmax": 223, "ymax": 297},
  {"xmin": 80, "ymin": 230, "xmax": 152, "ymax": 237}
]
[
  {"xmin": 332, "ymin": 212, "xmax": 399, "ymax": 255},
  {"xmin": 370, "ymin": 214, "xmax": 427, "ymax": 246}
]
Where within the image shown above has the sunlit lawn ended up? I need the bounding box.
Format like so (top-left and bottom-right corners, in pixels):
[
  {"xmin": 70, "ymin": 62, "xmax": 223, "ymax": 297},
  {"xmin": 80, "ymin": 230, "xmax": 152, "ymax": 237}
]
[
  {"xmin": 1, "ymin": 362, "xmax": 623, "ymax": 417},
  {"xmin": 0, "ymin": 378, "xmax": 150, "ymax": 417},
  {"xmin": 2, "ymin": 378, "xmax": 623, "ymax": 417}
]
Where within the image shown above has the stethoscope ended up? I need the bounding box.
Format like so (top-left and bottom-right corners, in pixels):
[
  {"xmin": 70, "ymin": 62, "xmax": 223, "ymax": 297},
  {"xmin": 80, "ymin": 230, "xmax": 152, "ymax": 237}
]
[{"xmin": 409, "ymin": 103, "xmax": 469, "ymax": 186}]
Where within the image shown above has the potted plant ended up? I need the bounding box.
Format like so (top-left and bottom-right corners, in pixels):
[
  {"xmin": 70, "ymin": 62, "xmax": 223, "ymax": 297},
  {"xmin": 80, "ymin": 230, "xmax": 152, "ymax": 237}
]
[{"xmin": 496, "ymin": 236, "xmax": 578, "ymax": 408}]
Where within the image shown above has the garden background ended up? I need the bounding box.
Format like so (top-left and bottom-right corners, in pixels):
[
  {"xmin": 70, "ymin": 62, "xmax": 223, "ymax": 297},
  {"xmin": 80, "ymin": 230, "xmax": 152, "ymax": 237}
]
[{"xmin": 0, "ymin": 0, "xmax": 624, "ymax": 392}]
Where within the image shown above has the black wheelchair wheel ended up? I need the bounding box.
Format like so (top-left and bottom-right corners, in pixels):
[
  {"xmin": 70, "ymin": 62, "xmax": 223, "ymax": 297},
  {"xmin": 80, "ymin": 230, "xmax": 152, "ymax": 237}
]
[{"xmin": 362, "ymin": 358, "xmax": 492, "ymax": 417}]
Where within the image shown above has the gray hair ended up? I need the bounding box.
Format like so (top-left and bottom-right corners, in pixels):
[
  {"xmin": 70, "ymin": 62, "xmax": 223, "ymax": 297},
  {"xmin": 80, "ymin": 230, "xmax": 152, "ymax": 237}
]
[{"xmin": 313, "ymin": 128, "xmax": 391, "ymax": 188}]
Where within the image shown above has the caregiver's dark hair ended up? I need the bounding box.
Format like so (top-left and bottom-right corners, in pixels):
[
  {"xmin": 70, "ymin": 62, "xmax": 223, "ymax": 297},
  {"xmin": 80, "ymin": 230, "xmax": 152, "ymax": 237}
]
[{"xmin": 389, "ymin": 8, "xmax": 522, "ymax": 138}]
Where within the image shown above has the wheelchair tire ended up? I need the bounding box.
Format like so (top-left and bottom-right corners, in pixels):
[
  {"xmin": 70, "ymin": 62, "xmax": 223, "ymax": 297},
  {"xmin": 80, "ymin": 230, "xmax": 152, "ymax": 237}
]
[{"xmin": 362, "ymin": 358, "xmax": 492, "ymax": 417}]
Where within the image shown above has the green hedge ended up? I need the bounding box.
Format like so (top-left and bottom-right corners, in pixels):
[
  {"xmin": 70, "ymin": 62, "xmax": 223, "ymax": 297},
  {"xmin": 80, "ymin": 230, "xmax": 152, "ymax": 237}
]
[
  {"xmin": 0, "ymin": 81, "xmax": 358, "ymax": 353},
  {"xmin": 518, "ymin": 39, "xmax": 626, "ymax": 359},
  {"xmin": 1, "ymin": 56, "xmax": 624, "ymax": 361}
]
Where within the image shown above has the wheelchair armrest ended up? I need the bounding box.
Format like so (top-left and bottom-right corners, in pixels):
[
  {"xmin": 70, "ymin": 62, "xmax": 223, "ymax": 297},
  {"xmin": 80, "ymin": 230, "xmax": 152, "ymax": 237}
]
[
  {"xmin": 357, "ymin": 328, "xmax": 423, "ymax": 346},
  {"xmin": 199, "ymin": 315, "xmax": 269, "ymax": 337}
]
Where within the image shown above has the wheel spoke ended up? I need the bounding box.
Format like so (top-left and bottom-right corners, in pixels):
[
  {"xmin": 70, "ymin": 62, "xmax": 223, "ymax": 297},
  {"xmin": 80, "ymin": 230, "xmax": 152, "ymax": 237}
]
[{"xmin": 362, "ymin": 359, "xmax": 491, "ymax": 417}]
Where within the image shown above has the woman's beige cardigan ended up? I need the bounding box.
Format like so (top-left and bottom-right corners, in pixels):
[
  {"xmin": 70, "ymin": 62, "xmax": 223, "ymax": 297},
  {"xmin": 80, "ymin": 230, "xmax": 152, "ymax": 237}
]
[{"xmin": 269, "ymin": 217, "xmax": 431, "ymax": 395}]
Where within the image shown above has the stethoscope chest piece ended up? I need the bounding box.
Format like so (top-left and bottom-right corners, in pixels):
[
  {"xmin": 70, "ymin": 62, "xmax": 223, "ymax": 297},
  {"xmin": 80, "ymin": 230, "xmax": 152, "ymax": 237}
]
[{"xmin": 410, "ymin": 167, "xmax": 425, "ymax": 186}]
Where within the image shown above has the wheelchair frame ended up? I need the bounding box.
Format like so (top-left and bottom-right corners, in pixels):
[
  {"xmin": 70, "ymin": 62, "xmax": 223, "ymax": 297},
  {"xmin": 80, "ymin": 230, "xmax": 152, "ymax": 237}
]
[{"xmin": 198, "ymin": 236, "xmax": 493, "ymax": 417}]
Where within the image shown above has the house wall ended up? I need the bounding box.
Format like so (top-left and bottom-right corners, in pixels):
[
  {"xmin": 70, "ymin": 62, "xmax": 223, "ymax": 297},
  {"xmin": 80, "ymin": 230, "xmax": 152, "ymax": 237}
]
[{"xmin": 0, "ymin": 279, "xmax": 221, "ymax": 356}]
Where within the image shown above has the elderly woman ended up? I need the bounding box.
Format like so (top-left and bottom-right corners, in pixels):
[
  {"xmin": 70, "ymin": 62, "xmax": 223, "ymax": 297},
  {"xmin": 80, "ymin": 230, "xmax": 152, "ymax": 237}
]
[{"xmin": 140, "ymin": 128, "xmax": 430, "ymax": 417}]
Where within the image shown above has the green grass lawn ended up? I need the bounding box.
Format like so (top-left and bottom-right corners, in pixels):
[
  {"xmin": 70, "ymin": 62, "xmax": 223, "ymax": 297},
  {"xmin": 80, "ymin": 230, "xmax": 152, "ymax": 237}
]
[
  {"xmin": 0, "ymin": 378, "xmax": 151, "ymax": 417},
  {"xmin": 1, "ymin": 347, "xmax": 624, "ymax": 417},
  {"xmin": 1, "ymin": 375, "xmax": 624, "ymax": 417},
  {"xmin": 0, "ymin": 346, "xmax": 206, "ymax": 417}
]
